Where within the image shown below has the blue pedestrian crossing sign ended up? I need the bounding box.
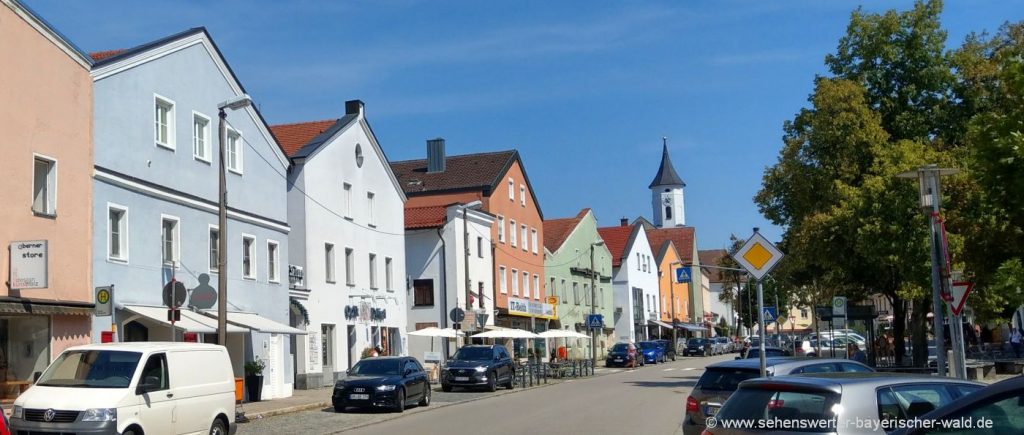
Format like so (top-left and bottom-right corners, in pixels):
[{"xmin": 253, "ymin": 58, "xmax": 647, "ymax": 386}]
[
  {"xmin": 587, "ymin": 314, "xmax": 604, "ymax": 329},
  {"xmin": 762, "ymin": 307, "xmax": 777, "ymax": 323},
  {"xmin": 675, "ymin": 267, "xmax": 692, "ymax": 283}
]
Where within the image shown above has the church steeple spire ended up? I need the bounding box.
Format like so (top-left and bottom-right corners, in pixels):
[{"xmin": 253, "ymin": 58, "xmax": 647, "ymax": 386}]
[
  {"xmin": 650, "ymin": 137, "xmax": 686, "ymax": 227},
  {"xmin": 648, "ymin": 137, "xmax": 685, "ymax": 189}
]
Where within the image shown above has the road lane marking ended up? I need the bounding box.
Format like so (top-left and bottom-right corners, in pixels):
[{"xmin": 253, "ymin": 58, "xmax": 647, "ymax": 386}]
[{"xmin": 662, "ymin": 368, "xmax": 675, "ymax": 371}]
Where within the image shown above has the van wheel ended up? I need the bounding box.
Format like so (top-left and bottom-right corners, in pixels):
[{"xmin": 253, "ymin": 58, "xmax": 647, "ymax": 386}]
[{"xmin": 209, "ymin": 419, "xmax": 227, "ymax": 435}]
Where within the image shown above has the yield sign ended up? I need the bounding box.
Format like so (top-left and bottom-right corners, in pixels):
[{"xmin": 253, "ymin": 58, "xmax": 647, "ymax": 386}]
[
  {"xmin": 948, "ymin": 281, "xmax": 974, "ymax": 316},
  {"xmin": 732, "ymin": 230, "xmax": 784, "ymax": 280}
]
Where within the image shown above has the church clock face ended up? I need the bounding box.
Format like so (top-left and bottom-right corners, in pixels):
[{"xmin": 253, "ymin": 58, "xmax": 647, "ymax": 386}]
[{"xmin": 663, "ymin": 197, "xmax": 672, "ymax": 205}]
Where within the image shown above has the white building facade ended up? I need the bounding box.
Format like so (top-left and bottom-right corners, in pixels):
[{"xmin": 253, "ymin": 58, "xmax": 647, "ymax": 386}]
[
  {"xmin": 600, "ymin": 223, "xmax": 660, "ymax": 342},
  {"xmin": 405, "ymin": 204, "xmax": 496, "ymax": 365},
  {"xmin": 273, "ymin": 101, "xmax": 408, "ymax": 389}
]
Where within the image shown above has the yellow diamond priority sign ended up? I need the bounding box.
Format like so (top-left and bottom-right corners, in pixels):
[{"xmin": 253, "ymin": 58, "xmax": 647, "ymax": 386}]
[{"xmin": 732, "ymin": 231, "xmax": 784, "ymax": 280}]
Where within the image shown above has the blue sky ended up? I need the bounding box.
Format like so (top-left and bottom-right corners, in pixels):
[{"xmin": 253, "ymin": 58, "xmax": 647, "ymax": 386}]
[{"xmin": 27, "ymin": 0, "xmax": 1023, "ymax": 249}]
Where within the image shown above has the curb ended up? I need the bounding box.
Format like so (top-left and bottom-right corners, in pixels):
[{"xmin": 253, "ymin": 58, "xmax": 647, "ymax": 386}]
[{"xmin": 247, "ymin": 400, "xmax": 331, "ymax": 419}]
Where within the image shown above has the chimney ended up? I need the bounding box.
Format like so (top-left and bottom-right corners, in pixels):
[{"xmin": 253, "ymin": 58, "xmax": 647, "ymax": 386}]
[
  {"xmin": 345, "ymin": 100, "xmax": 364, "ymax": 116},
  {"xmin": 620, "ymin": 217, "xmax": 629, "ymax": 227},
  {"xmin": 427, "ymin": 138, "xmax": 446, "ymax": 173}
]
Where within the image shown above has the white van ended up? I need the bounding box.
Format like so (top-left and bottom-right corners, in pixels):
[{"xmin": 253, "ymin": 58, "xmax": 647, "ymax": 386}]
[{"xmin": 10, "ymin": 342, "xmax": 236, "ymax": 435}]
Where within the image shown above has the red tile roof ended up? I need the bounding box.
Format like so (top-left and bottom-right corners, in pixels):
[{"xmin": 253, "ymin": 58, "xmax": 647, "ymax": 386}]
[
  {"xmin": 597, "ymin": 224, "xmax": 635, "ymax": 267},
  {"xmin": 405, "ymin": 205, "xmax": 448, "ymax": 230},
  {"xmin": 646, "ymin": 227, "xmax": 696, "ymax": 264},
  {"xmin": 543, "ymin": 208, "xmax": 590, "ymax": 253},
  {"xmin": 89, "ymin": 49, "xmax": 126, "ymax": 62},
  {"xmin": 390, "ymin": 150, "xmax": 517, "ymax": 196},
  {"xmin": 269, "ymin": 120, "xmax": 337, "ymax": 158}
]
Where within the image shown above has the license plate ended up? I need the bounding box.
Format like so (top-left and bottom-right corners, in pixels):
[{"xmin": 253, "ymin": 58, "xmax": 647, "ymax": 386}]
[
  {"xmin": 454, "ymin": 376, "xmax": 469, "ymax": 381},
  {"xmin": 614, "ymin": 358, "xmax": 623, "ymax": 362},
  {"xmin": 350, "ymin": 394, "xmax": 369, "ymax": 400},
  {"xmin": 704, "ymin": 405, "xmax": 720, "ymax": 416}
]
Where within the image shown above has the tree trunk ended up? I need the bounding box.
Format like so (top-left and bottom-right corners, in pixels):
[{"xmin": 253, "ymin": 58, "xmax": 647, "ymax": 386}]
[
  {"xmin": 911, "ymin": 298, "xmax": 931, "ymax": 368},
  {"xmin": 892, "ymin": 296, "xmax": 906, "ymax": 366}
]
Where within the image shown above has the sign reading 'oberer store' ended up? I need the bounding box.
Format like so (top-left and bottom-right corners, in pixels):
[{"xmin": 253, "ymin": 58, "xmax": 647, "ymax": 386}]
[{"xmin": 10, "ymin": 240, "xmax": 48, "ymax": 289}]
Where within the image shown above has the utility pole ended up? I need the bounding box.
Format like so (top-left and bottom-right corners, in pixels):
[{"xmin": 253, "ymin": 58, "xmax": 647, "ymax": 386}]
[
  {"xmin": 216, "ymin": 95, "xmax": 252, "ymax": 347},
  {"xmin": 590, "ymin": 245, "xmax": 597, "ymax": 369},
  {"xmin": 670, "ymin": 262, "xmax": 680, "ymax": 352}
]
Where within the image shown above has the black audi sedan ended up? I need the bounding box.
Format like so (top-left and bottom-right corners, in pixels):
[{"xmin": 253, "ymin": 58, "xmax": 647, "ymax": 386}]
[
  {"xmin": 440, "ymin": 344, "xmax": 515, "ymax": 392},
  {"xmin": 332, "ymin": 356, "xmax": 430, "ymax": 413}
]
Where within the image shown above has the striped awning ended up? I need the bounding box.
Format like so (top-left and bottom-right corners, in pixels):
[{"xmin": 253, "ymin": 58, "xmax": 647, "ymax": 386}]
[{"xmin": 0, "ymin": 298, "xmax": 93, "ymax": 316}]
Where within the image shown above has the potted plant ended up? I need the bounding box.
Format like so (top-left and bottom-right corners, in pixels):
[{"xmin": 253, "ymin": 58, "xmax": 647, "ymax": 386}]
[{"xmin": 244, "ymin": 357, "xmax": 266, "ymax": 402}]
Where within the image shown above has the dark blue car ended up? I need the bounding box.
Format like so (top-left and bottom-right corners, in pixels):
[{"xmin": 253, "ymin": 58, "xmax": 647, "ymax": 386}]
[{"xmin": 638, "ymin": 341, "xmax": 666, "ymax": 364}]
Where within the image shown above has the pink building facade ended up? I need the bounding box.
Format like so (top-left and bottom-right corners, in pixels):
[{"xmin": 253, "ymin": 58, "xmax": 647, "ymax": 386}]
[{"xmin": 0, "ymin": 0, "xmax": 94, "ymax": 402}]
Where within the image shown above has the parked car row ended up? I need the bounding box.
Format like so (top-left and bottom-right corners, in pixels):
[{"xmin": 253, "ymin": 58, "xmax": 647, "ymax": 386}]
[
  {"xmin": 606, "ymin": 340, "xmax": 679, "ymax": 367},
  {"xmin": 684, "ymin": 337, "xmax": 743, "ymax": 357},
  {"xmin": 681, "ymin": 355, "xmax": 1018, "ymax": 435}
]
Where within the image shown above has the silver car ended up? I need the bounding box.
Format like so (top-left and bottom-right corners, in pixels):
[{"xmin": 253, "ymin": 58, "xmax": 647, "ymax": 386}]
[{"xmin": 709, "ymin": 373, "xmax": 984, "ymax": 434}]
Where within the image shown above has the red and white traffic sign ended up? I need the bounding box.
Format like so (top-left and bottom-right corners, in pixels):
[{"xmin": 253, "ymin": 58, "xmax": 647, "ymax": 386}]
[{"xmin": 948, "ymin": 281, "xmax": 973, "ymax": 316}]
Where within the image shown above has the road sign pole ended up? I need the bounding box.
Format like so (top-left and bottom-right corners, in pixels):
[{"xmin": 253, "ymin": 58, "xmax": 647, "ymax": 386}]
[
  {"xmin": 952, "ymin": 311, "xmax": 966, "ymax": 379},
  {"xmin": 757, "ymin": 279, "xmax": 767, "ymax": 377}
]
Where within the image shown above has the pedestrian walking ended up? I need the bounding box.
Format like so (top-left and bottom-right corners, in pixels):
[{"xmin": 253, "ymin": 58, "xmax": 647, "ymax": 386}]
[{"xmin": 1010, "ymin": 327, "xmax": 1022, "ymax": 358}]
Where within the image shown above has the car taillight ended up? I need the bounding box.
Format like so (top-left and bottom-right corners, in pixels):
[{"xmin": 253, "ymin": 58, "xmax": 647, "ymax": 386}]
[
  {"xmin": 768, "ymin": 399, "xmax": 785, "ymax": 409},
  {"xmin": 686, "ymin": 395, "xmax": 699, "ymax": 413},
  {"xmin": 700, "ymin": 430, "xmax": 715, "ymax": 435}
]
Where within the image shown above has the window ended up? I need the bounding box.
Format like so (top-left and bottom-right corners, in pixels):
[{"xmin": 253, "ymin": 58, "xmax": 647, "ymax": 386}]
[
  {"xmin": 367, "ymin": 192, "xmax": 375, "ymax": 226},
  {"xmin": 520, "ymin": 184, "xmax": 526, "ymax": 206},
  {"xmin": 226, "ymin": 128, "xmax": 242, "ymax": 173},
  {"xmin": 32, "ymin": 156, "xmax": 56, "ymax": 215},
  {"xmin": 477, "ymin": 282, "xmax": 485, "ymax": 308},
  {"xmin": 550, "ymin": 278, "xmax": 556, "ymax": 300},
  {"xmin": 572, "ymin": 282, "xmax": 579, "ymax": 305},
  {"xmin": 665, "ymin": 206, "xmax": 672, "ymax": 220},
  {"xmin": 343, "ymin": 183, "xmax": 352, "ymax": 218},
  {"xmin": 193, "ymin": 112, "xmax": 211, "ymax": 161},
  {"xmin": 477, "ymin": 237, "xmax": 484, "ymax": 258},
  {"xmin": 637, "ymin": 253, "xmax": 641, "ymax": 270},
  {"xmin": 561, "ymin": 279, "xmax": 567, "ymax": 302},
  {"xmin": 531, "ymin": 228, "xmax": 538, "ymax": 254},
  {"xmin": 912, "ymin": 391, "xmax": 1024, "ymax": 433},
  {"xmin": 345, "ymin": 248, "xmax": 355, "ymax": 285},
  {"xmin": 584, "ymin": 284, "xmax": 590, "ymax": 305},
  {"xmin": 154, "ymin": 95, "xmax": 174, "ymax": 149},
  {"xmin": 523, "ymin": 271, "xmax": 530, "ymax": 298},
  {"xmin": 208, "ymin": 226, "xmax": 219, "ymax": 272},
  {"xmin": 533, "ymin": 275, "xmax": 540, "ymax": 300},
  {"xmin": 509, "ymin": 219, "xmax": 517, "ymax": 247},
  {"xmin": 521, "ymin": 224, "xmax": 528, "ymax": 251},
  {"xmin": 161, "ymin": 217, "xmax": 179, "ymax": 265},
  {"xmin": 108, "ymin": 205, "xmax": 128, "ymax": 261},
  {"xmin": 413, "ymin": 279, "xmax": 434, "ymax": 306},
  {"xmin": 242, "ymin": 236, "xmax": 255, "ymax": 279},
  {"xmin": 268, "ymin": 241, "xmax": 280, "ymax": 282},
  {"xmin": 511, "ymin": 269, "xmax": 519, "ymax": 296},
  {"xmin": 385, "ymin": 257, "xmax": 393, "ymax": 291},
  {"xmin": 139, "ymin": 353, "xmax": 169, "ymax": 391},
  {"xmin": 508, "ymin": 178, "xmax": 514, "ymax": 200},
  {"xmin": 369, "ymin": 253, "xmax": 378, "ymax": 289},
  {"xmin": 497, "ymin": 215, "xmax": 505, "ymax": 243},
  {"xmin": 325, "ymin": 243, "xmax": 336, "ymax": 283},
  {"xmin": 499, "ymin": 266, "xmax": 508, "ymax": 294},
  {"xmin": 801, "ymin": 309, "xmax": 808, "ymax": 318}
]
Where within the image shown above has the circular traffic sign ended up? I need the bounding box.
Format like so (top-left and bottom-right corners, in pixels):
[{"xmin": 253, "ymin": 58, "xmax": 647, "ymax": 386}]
[
  {"xmin": 97, "ymin": 288, "xmax": 110, "ymax": 304},
  {"xmin": 449, "ymin": 307, "xmax": 466, "ymax": 323},
  {"xmin": 163, "ymin": 280, "xmax": 187, "ymax": 309}
]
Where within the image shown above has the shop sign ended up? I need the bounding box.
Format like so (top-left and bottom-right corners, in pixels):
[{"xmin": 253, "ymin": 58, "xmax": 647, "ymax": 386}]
[
  {"xmin": 508, "ymin": 297, "xmax": 556, "ymax": 319},
  {"xmin": 10, "ymin": 240, "xmax": 48, "ymax": 289}
]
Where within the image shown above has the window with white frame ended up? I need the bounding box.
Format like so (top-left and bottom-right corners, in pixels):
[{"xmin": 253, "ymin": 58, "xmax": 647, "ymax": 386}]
[
  {"xmin": 499, "ymin": 266, "xmax": 508, "ymax": 294},
  {"xmin": 497, "ymin": 215, "xmax": 505, "ymax": 243},
  {"xmin": 521, "ymin": 224, "xmax": 528, "ymax": 251},
  {"xmin": 511, "ymin": 268, "xmax": 519, "ymax": 296},
  {"xmin": 520, "ymin": 270, "xmax": 528, "ymax": 298},
  {"xmin": 268, "ymin": 241, "xmax": 280, "ymax": 282},
  {"xmin": 161, "ymin": 217, "xmax": 179, "ymax": 265},
  {"xmin": 531, "ymin": 228, "xmax": 538, "ymax": 254},
  {"xmin": 550, "ymin": 277, "xmax": 556, "ymax": 300},
  {"xmin": 367, "ymin": 192, "xmax": 375, "ymax": 226},
  {"xmin": 32, "ymin": 156, "xmax": 56, "ymax": 215},
  {"xmin": 369, "ymin": 253, "xmax": 378, "ymax": 289},
  {"xmin": 573, "ymin": 282, "xmax": 579, "ymax": 305},
  {"xmin": 192, "ymin": 112, "xmax": 211, "ymax": 161},
  {"xmin": 343, "ymin": 183, "xmax": 352, "ymax": 218},
  {"xmin": 242, "ymin": 236, "xmax": 255, "ymax": 279},
  {"xmin": 226, "ymin": 128, "xmax": 242, "ymax": 173},
  {"xmin": 325, "ymin": 243, "xmax": 336, "ymax": 283},
  {"xmin": 520, "ymin": 184, "xmax": 526, "ymax": 206},
  {"xmin": 108, "ymin": 205, "xmax": 128, "ymax": 261},
  {"xmin": 477, "ymin": 237, "xmax": 484, "ymax": 258},
  {"xmin": 209, "ymin": 226, "xmax": 219, "ymax": 272},
  {"xmin": 154, "ymin": 95, "xmax": 175, "ymax": 149},
  {"xmin": 584, "ymin": 283, "xmax": 590, "ymax": 305},
  {"xmin": 533, "ymin": 274, "xmax": 539, "ymax": 300},
  {"xmin": 509, "ymin": 219, "xmax": 517, "ymax": 247},
  {"xmin": 561, "ymin": 279, "xmax": 567, "ymax": 302},
  {"xmin": 508, "ymin": 178, "xmax": 514, "ymax": 200},
  {"xmin": 385, "ymin": 257, "xmax": 393, "ymax": 291},
  {"xmin": 345, "ymin": 247, "xmax": 355, "ymax": 285}
]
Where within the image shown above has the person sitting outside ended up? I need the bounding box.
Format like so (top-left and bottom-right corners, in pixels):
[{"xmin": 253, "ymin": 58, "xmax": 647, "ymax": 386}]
[{"xmin": 847, "ymin": 343, "xmax": 867, "ymax": 364}]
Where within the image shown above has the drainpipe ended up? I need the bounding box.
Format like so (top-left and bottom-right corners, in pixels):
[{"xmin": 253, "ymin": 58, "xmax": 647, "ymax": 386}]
[{"xmin": 437, "ymin": 227, "xmax": 449, "ymax": 359}]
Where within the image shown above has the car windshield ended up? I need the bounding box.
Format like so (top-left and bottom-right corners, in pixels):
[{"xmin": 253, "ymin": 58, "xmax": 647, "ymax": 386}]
[
  {"xmin": 610, "ymin": 343, "xmax": 629, "ymax": 352},
  {"xmin": 690, "ymin": 339, "xmax": 706, "ymax": 345},
  {"xmin": 36, "ymin": 350, "xmax": 142, "ymax": 388},
  {"xmin": 696, "ymin": 368, "xmax": 760, "ymax": 392},
  {"xmin": 452, "ymin": 347, "xmax": 493, "ymax": 361},
  {"xmin": 350, "ymin": 359, "xmax": 401, "ymax": 375},
  {"xmin": 639, "ymin": 342, "xmax": 657, "ymax": 350},
  {"xmin": 716, "ymin": 388, "xmax": 840, "ymax": 432}
]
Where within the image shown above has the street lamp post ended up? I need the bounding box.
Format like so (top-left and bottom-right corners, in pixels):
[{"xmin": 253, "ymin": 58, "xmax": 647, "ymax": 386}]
[
  {"xmin": 670, "ymin": 261, "xmax": 683, "ymax": 353},
  {"xmin": 590, "ymin": 240, "xmax": 605, "ymax": 369},
  {"xmin": 216, "ymin": 94, "xmax": 252, "ymax": 347}
]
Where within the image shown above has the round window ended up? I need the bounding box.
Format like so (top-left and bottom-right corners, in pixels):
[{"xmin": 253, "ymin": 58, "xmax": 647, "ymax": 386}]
[{"xmin": 355, "ymin": 144, "xmax": 364, "ymax": 168}]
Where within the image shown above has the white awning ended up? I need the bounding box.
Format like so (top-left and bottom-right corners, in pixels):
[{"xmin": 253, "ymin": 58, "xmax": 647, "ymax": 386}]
[
  {"xmin": 648, "ymin": 319, "xmax": 674, "ymax": 329},
  {"xmin": 121, "ymin": 305, "xmax": 246, "ymax": 334},
  {"xmin": 205, "ymin": 310, "xmax": 307, "ymax": 335}
]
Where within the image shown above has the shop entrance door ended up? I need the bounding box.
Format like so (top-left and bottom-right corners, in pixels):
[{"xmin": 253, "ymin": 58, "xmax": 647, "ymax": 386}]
[
  {"xmin": 321, "ymin": 324, "xmax": 335, "ymax": 387},
  {"xmin": 347, "ymin": 325, "xmax": 356, "ymax": 369}
]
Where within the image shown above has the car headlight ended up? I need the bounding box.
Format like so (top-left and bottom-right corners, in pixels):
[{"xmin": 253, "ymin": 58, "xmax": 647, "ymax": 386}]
[
  {"xmin": 475, "ymin": 366, "xmax": 487, "ymax": 372},
  {"xmin": 12, "ymin": 405, "xmax": 23, "ymax": 419},
  {"xmin": 335, "ymin": 380, "xmax": 346, "ymax": 388},
  {"xmin": 376, "ymin": 384, "xmax": 397, "ymax": 391},
  {"xmin": 82, "ymin": 408, "xmax": 117, "ymax": 422}
]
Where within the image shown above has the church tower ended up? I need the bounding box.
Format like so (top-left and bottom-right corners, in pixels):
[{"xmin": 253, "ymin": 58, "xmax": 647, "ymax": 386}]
[{"xmin": 649, "ymin": 138, "xmax": 685, "ymax": 228}]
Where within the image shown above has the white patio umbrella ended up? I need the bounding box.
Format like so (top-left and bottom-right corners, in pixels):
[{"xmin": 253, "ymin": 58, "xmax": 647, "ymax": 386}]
[
  {"xmin": 471, "ymin": 329, "xmax": 539, "ymax": 339},
  {"xmin": 537, "ymin": 329, "xmax": 589, "ymax": 339},
  {"xmin": 408, "ymin": 327, "xmax": 464, "ymax": 353}
]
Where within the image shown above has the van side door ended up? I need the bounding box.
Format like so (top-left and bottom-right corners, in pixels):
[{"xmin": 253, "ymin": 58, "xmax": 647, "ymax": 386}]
[{"xmin": 135, "ymin": 353, "xmax": 175, "ymax": 435}]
